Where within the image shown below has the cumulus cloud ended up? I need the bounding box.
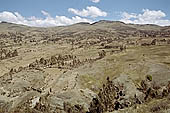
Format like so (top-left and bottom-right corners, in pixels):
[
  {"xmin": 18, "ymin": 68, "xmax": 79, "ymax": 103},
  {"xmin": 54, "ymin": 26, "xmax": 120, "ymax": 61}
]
[
  {"xmin": 68, "ymin": 6, "xmax": 107, "ymax": 18},
  {"xmin": 120, "ymin": 9, "xmax": 170, "ymax": 26},
  {"xmin": 0, "ymin": 11, "xmax": 93, "ymax": 27},
  {"xmin": 90, "ymin": 0, "xmax": 100, "ymax": 3},
  {"xmin": 41, "ymin": 10, "xmax": 50, "ymax": 17}
]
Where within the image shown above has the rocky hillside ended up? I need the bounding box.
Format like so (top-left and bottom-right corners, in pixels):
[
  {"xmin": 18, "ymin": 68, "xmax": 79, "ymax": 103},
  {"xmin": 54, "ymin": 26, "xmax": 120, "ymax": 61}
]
[{"xmin": 0, "ymin": 21, "xmax": 170, "ymax": 113}]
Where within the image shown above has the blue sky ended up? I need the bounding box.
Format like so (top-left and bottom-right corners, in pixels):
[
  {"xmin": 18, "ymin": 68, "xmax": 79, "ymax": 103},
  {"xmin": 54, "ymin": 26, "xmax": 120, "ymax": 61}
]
[{"xmin": 0, "ymin": 0, "xmax": 170, "ymax": 27}]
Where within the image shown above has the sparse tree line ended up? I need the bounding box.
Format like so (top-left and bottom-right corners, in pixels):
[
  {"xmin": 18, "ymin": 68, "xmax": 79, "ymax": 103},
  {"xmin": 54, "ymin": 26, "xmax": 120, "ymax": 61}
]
[
  {"xmin": 0, "ymin": 32, "xmax": 24, "ymax": 39},
  {"xmin": 29, "ymin": 54, "xmax": 85, "ymax": 69},
  {"xmin": 28, "ymin": 51, "xmax": 107, "ymax": 70},
  {"xmin": 100, "ymin": 44, "xmax": 126, "ymax": 54},
  {"xmin": 126, "ymin": 38, "xmax": 170, "ymax": 47},
  {"xmin": 134, "ymin": 30, "xmax": 170, "ymax": 38},
  {"xmin": 140, "ymin": 38, "xmax": 170, "ymax": 46},
  {"xmin": 67, "ymin": 32, "xmax": 169, "ymax": 51},
  {"xmin": 0, "ymin": 49, "xmax": 18, "ymax": 60},
  {"xmin": 1, "ymin": 29, "xmax": 170, "ymax": 51},
  {"xmin": 1, "ymin": 50, "xmax": 108, "ymax": 84}
]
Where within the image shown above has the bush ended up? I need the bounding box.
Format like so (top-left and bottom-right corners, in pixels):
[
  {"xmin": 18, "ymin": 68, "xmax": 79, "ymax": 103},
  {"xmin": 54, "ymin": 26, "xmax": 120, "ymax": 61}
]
[{"xmin": 146, "ymin": 75, "xmax": 152, "ymax": 81}]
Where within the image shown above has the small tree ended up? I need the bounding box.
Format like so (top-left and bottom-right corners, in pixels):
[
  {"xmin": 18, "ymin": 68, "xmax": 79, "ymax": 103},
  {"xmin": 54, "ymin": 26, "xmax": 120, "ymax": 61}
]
[
  {"xmin": 13, "ymin": 49, "xmax": 18, "ymax": 56},
  {"xmin": 146, "ymin": 75, "xmax": 152, "ymax": 81}
]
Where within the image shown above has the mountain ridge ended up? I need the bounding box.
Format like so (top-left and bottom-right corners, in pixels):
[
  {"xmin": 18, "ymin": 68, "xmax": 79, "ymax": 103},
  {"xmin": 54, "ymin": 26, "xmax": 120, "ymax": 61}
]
[{"xmin": 1, "ymin": 20, "xmax": 169, "ymax": 28}]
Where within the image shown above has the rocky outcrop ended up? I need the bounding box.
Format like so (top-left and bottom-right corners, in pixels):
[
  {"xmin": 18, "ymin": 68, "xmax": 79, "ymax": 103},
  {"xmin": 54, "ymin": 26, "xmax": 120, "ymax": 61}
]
[
  {"xmin": 88, "ymin": 75, "xmax": 143, "ymax": 113},
  {"xmin": 64, "ymin": 102, "xmax": 86, "ymax": 113},
  {"xmin": 87, "ymin": 74, "xmax": 170, "ymax": 113}
]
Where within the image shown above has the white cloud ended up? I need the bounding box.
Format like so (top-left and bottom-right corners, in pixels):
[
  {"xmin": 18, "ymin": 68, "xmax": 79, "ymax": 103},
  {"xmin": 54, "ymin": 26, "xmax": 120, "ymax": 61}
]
[
  {"xmin": 121, "ymin": 12, "xmax": 137, "ymax": 20},
  {"xmin": 0, "ymin": 11, "xmax": 93, "ymax": 27},
  {"xmin": 41, "ymin": 10, "xmax": 50, "ymax": 17},
  {"xmin": 90, "ymin": 0, "xmax": 100, "ymax": 3},
  {"xmin": 68, "ymin": 6, "xmax": 107, "ymax": 18},
  {"xmin": 120, "ymin": 9, "xmax": 170, "ymax": 26}
]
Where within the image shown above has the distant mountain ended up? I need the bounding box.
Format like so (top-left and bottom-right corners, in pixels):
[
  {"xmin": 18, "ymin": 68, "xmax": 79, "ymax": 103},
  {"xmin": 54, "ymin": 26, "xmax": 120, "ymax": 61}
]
[{"xmin": 0, "ymin": 20, "xmax": 170, "ymax": 39}]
